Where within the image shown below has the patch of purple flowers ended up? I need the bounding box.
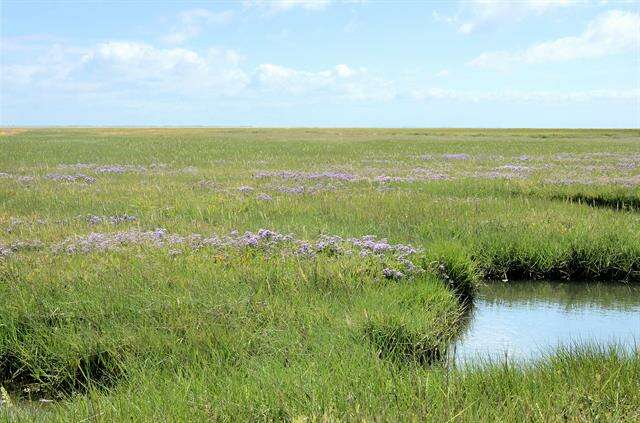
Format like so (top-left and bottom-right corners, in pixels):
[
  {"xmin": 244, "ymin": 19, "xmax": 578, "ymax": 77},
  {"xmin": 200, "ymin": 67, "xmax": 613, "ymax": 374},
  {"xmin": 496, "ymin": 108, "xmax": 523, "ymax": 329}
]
[
  {"xmin": 254, "ymin": 170, "xmax": 359, "ymax": 182},
  {"xmin": 443, "ymin": 153, "xmax": 470, "ymax": 160},
  {"xmin": 0, "ymin": 173, "xmax": 37, "ymax": 184},
  {"xmin": 256, "ymin": 193, "xmax": 273, "ymax": 201},
  {"xmin": 197, "ymin": 179, "xmax": 218, "ymax": 190},
  {"xmin": 45, "ymin": 173, "xmax": 96, "ymax": 184},
  {"xmin": 49, "ymin": 229, "xmax": 423, "ymax": 277},
  {"xmin": 382, "ymin": 268, "xmax": 405, "ymax": 280},
  {"xmin": 238, "ymin": 186, "xmax": 254, "ymax": 193},
  {"xmin": 0, "ymin": 239, "xmax": 44, "ymax": 258},
  {"xmin": 86, "ymin": 214, "xmax": 137, "ymax": 225},
  {"xmin": 59, "ymin": 163, "xmax": 161, "ymax": 174}
]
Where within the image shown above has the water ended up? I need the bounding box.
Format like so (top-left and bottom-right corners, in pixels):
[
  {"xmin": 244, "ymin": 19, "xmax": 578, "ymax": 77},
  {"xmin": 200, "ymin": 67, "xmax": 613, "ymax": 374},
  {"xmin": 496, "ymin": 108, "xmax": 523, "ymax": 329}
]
[{"xmin": 452, "ymin": 281, "xmax": 640, "ymax": 365}]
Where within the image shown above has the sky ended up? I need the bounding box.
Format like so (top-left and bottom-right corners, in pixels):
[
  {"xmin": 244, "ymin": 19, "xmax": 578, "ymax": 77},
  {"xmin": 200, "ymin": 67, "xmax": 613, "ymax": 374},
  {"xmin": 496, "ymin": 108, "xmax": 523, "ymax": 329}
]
[{"xmin": 1, "ymin": 0, "xmax": 639, "ymax": 127}]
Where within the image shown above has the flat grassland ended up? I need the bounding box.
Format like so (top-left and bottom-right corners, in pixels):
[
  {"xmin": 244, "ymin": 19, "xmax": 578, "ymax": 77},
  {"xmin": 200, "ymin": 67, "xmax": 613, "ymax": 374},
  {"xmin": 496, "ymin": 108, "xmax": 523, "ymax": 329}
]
[{"xmin": 1, "ymin": 128, "xmax": 639, "ymax": 421}]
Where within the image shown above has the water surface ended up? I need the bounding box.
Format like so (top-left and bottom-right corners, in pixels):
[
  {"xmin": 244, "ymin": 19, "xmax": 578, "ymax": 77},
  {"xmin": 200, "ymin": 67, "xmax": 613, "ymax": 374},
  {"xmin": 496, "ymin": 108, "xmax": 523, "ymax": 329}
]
[{"xmin": 452, "ymin": 281, "xmax": 640, "ymax": 365}]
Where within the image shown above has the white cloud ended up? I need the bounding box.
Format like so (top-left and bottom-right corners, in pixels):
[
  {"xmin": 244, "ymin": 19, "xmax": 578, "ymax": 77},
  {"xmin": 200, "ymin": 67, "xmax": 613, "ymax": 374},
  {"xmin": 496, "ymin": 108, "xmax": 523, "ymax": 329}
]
[
  {"xmin": 247, "ymin": 0, "xmax": 365, "ymax": 14},
  {"xmin": 257, "ymin": 63, "xmax": 353, "ymax": 94},
  {"xmin": 162, "ymin": 8, "xmax": 233, "ymax": 44},
  {"xmin": 435, "ymin": 69, "xmax": 450, "ymax": 78},
  {"xmin": 89, "ymin": 42, "xmax": 248, "ymax": 94},
  {"xmin": 2, "ymin": 39, "xmax": 395, "ymax": 104},
  {"xmin": 335, "ymin": 63, "xmax": 356, "ymax": 77},
  {"xmin": 1, "ymin": 43, "xmax": 91, "ymax": 86},
  {"xmin": 436, "ymin": 0, "xmax": 578, "ymax": 34},
  {"xmin": 469, "ymin": 10, "xmax": 640, "ymax": 69},
  {"xmin": 3, "ymin": 41, "xmax": 249, "ymax": 97},
  {"xmin": 247, "ymin": 0, "xmax": 332, "ymax": 14},
  {"xmin": 412, "ymin": 87, "xmax": 640, "ymax": 103},
  {"xmin": 256, "ymin": 63, "xmax": 394, "ymax": 101}
]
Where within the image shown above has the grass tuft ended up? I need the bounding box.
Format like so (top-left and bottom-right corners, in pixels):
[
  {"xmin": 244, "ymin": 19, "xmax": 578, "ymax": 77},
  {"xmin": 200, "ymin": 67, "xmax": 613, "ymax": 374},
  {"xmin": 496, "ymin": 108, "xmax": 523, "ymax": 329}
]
[{"xmin": 424, "ymin": 242, "xmax": 480, "ymax": 302}]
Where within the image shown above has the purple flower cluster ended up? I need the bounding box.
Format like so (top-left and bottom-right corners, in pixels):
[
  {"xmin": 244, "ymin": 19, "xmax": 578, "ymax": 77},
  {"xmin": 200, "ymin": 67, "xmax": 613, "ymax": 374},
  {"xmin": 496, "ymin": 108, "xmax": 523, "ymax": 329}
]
[
  {"xmin": 349, "ymin": 235, "xmax": 418, "ymax": 257},
  {"xmin": 374, "ymin": 169, "xmax": 448, "ymax": 183},
  {"xmin": 49, "ymin": 229, "xmax": 422, "ymax": 278},
  {"xmin": 411, "ymin": 168, "xmax": 448, "ymax": 180},
  {"xmin": 45, "ymin": 173, "xmax": 96, "ymax": 184},
  {"xmin": 304, "ymin": 234, "xmax": 421, "ymax": 278},
  {"xmin": 237, "ymin": 186, "xmax": 254, "ymax": 193},
  {"xmin": 374, "ymin": 175, "xmax": 407, "ymax": 183},
  {"xmin": 52, "ymin": 228, "xmax": 296, "ymax": 254},
  {"xmin": 274, "ymin": 183, "xmax": 335, "ymax": 195},
  {"xmin": 254, "ymin": 170, "xmax": 359, "ymax": 182},
  {"xmin": 382, "ymin": 268, "xmax": 405, "ymax": 280},
  {"xmin": 500, "ymin": 164, "xmax": 529, "ymax": 172},
  {"xmin": 197, "ymin": 179, "xmax": 219, "ymax": 190},
  {"xmin": 94, "ymin": 165, "xmax": 144, "ymax": 174},
  {"xmin": 0, "ymin": 239, "xmax": 44, "ymax": 258},
  {"xmin": 0, "ymin": 245, "xmax": 11, "ymax": 258},
  {"xmin": 181, "ymin": 166, "xmax": 199, "ymax": 174},
  {"xmin": 58, "ymin": 163, "xmax": 165, "ymax": 174},
  {"xmin": 0, "ymin": 173, "xmax": 36, "ymax": 184},
  {"xmin": 58, "ymin": 163, "xmax": 94, "ymax": 170},
  {"xmin": 256, "ymin": 193, "xmax": 273, "ymax": 201},
  {"xmin": 86, "ymin": 214, "xmax": 137, "ymax": 225},
  {"xmin": 252, "ymin": 168, "xmax": 453, "ymax": 186},
  {"xmin": 277, "ymin": 186, "xmax": 306, "ymax": 194},
  {"xmin": 53, "ymin": 229, "xmax": 167, "ymax": 254},
  {"xmin": 443, "ymin": 153, "xmax": 470, "ymax": 160},
  {"xmin": 618, "ymin": 161, "xmax": 638, "ymax": 170},
  {"xmin": 18, "ymin": 176, "xmax": 36, "ymax": 183}
]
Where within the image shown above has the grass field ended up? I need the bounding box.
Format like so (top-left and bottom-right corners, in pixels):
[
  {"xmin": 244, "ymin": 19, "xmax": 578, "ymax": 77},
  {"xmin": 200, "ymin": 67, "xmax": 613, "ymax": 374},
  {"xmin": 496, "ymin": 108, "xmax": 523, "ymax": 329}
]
[{"xmin": 1, "ymin": 128, "xmax": 639, "ymax": 421}]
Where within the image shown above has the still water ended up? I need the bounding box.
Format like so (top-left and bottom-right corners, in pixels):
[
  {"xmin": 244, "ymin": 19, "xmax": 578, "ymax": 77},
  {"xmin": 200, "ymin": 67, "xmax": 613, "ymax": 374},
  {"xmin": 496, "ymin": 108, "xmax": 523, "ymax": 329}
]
[{"xmin": 452, "ymin": 281, "xmax": 640, "ymax": 365}]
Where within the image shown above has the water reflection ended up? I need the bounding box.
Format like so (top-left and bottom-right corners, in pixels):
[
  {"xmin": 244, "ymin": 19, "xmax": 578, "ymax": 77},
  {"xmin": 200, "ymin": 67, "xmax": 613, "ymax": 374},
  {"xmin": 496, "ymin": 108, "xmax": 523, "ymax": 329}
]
[{"xmin": 452, "ymin": 281, "xmax": 640, "ymax": 365}]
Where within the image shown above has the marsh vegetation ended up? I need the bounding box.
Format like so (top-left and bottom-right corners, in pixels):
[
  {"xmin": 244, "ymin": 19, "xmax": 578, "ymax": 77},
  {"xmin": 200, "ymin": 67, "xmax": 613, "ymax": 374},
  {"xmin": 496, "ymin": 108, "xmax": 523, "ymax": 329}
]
[{"xmin": 1, "ymin": 128, "xmax": 639, "ymax": 421}]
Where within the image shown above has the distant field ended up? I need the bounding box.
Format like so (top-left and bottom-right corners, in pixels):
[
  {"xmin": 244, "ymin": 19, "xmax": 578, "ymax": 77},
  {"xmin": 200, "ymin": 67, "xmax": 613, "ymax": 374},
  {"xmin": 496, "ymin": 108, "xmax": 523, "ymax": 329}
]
[{"xmin": 1, "ymin": 128, "xmax": 639, "ymax": 421}]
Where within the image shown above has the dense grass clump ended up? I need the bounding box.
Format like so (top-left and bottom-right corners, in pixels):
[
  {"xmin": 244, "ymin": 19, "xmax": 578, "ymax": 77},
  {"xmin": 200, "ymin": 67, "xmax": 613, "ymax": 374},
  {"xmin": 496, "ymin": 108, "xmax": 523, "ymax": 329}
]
[
  {"xmin": 424, "ymin": 241, "xmax": 480, "ymax": 302},
  {"xmin": 555, "ymin": 192, "xmax": 640, "ymax": 211},
  {"xmin": 475, "ymin": 231, "xmax": 640, "ymax": 282},
  {"xmin": 362, "ymin": 281, "xmax": 459, "ymax": 364},
  {"xmin": 1, "ymin": 128, "xmax": 639, "ymax": 420}
]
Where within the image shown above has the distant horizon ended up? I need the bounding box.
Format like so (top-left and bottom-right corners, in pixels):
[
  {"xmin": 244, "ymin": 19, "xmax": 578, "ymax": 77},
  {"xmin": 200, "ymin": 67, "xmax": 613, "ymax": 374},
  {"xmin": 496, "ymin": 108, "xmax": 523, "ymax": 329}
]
[
  {"xmin": 2, "ymin": 1, "xmax": 639, "ymax": 127},
  {"xmin": 2, "ymin": 126, "xmax": 639, "ymax": 130}
]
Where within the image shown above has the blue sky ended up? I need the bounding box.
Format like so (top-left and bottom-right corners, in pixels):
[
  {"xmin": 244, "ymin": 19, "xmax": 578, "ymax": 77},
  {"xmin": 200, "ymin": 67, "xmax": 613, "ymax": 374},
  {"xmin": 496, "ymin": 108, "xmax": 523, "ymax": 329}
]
[{"xmin": 1, "ymin": 0, "xmax": 639, "ymax": 127}]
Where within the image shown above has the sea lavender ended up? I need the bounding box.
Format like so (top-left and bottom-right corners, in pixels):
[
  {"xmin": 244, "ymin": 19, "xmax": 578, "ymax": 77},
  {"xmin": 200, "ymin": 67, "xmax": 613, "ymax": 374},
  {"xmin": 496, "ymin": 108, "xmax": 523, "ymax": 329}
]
[
  {"xmin": 86, "ymin": 214, "xmax": 137, "ymax": 225},
  {"xmin": 443, "ymin": 153, "xmax": 470, "ymax": 160},
  {"xmin": 254, "ymin": 170, "xmax": 358, "ymax": 182},
  {"xmin": 382, "ymin": 268, "xmax": 405, "ymax": 280},
  {"xmin": 48, "ymin": 229, "xmax": 423, "ymax": 276},
  {"xmin": 45, "ymin": 173, "xmax": 96, "ymax": 184}
]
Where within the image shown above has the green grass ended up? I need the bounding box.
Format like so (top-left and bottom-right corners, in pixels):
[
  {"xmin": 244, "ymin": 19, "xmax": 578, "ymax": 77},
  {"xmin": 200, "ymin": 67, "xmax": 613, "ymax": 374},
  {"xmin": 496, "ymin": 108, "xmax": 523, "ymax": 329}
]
[{"xmin": 1, "ymin": 128, "xmax": 639, "ymax": 421}]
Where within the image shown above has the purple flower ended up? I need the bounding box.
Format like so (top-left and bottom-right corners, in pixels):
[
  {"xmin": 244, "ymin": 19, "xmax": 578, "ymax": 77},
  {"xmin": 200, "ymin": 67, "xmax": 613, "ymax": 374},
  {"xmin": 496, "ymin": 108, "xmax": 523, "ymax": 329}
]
[
  {"xmin": 152, "ymin": 228, "xmax": 166, "ymax": 239},
  {"xmin": 443, "ymin": 153, "xmax": 469, "ymax": 160},
  {"xmin": 45, "ymin": 173, "xmax": 95, "ymax": 184},
  {"xmin": 254, "ymin": 170, "xmax": 358, "ymax": 182},
  {"xmin": 297, "ymin": 242, "xmax": 315, "ymax": 257},
  {"xmin": 0, "ymin": 245, "xmax": 12, "ymax": 258},
  {"xmin": 382, "ymin": 268, "xmax": 404, "ymax": 280},
  {"xmin": 87, "ymin": 215, "xmax": 103, "ymax": 225}
]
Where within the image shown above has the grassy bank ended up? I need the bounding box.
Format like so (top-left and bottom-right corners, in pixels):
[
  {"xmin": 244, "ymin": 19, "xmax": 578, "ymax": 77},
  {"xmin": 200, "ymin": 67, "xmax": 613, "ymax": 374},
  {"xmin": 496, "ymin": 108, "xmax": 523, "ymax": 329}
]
[
  {"xmin": 1, "ymin": 128, "xmax": 639, "ymax": 420},
  {"xmin": 3, "ymin": 341, "xmax": 638, "ymax": 421}
]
